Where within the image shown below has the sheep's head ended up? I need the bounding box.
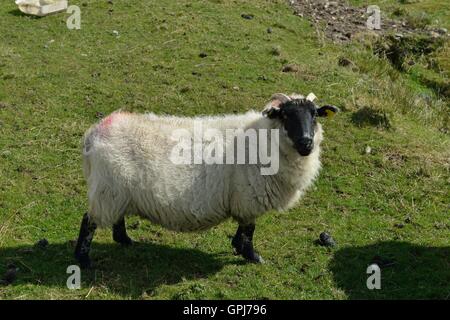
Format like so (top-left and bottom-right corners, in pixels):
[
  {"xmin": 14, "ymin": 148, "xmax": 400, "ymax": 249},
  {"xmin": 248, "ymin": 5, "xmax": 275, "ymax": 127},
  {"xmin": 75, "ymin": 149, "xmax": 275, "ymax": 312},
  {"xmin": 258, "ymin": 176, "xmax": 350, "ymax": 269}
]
[{"xmin": 263, "ymin": 93, "xmax": 339, "ymax": 156}]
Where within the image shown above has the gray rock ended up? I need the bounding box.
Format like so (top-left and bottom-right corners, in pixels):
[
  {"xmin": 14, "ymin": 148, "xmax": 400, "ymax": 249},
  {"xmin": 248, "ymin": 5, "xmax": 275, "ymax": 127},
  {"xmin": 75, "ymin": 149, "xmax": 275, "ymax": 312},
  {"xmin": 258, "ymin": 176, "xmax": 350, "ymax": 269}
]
[
  {"xmin": 241, "ymin": 13, "xmax": 254, "ymax": 20},
  {"xmin": 318, "ymin": 232, "xmax": 336, "ymax": 247}
]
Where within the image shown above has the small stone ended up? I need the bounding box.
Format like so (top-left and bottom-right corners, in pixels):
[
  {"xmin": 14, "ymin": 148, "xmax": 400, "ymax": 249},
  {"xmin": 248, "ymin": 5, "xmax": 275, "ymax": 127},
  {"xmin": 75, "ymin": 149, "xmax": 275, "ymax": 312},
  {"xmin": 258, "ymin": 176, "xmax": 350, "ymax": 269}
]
[
  {"xmin": 437, "ymin": 28, "xmax": 447, "ymax": 35},
  {"xmin": 112, "ymin": 30, "xmax": 119, "ymax": 36},
  {"xmin": 232, "ymin": 86, "xmax": 240, "ymax": 91},
  {"xmin": 241, "ymin": 14, "xmax": 254, "ymax": 20},
  {"xmin": 258, "ymin": 75, "xmax": 268, "ymax": 81},
  {"xmin": 365, "ymin": 146, "xmax": 372, "ymax": 154},
  {"xmin": 338, "ymin": 57, "xmax": 353, "ymax": 67},
  {"xmin": 35, "ymin": 238, "xmax": 49, "ymax": 248},
  {"xmin": 318, "ymin": 232, "xmax": 336, "ymax": 247},
  {"xmin": 282, "ymin": 64, "xmax": 300, "ymax": 73},
  {"xmin": 267, "ymin": 27, "xmax": 273, "ymax": 34}
]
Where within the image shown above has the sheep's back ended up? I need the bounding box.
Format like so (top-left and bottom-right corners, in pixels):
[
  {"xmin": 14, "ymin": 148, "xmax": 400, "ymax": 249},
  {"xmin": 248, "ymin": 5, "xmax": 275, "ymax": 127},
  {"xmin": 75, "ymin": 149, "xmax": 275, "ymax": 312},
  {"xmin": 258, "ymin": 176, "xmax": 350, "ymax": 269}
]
[{"xmin": 84, "ymin": 112, "xmax": 233, "ymax": 230}]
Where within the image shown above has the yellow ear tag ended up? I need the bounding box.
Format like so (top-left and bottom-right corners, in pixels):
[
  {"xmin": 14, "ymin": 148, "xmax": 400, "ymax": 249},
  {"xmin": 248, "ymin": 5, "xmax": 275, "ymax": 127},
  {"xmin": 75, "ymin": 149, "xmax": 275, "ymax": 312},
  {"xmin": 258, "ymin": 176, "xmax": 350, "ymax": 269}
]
[{"xmin": 325, "ymin": 109, "xmax": 336, "ymax": 118}]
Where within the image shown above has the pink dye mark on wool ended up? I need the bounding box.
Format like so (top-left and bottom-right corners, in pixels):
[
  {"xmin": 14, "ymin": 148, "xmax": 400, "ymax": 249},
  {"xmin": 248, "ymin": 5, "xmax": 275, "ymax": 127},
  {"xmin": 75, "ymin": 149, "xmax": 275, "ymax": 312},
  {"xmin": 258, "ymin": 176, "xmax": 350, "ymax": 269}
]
[{"xmin": 97, "ymin": 112, "xmax": 127, "ymax": 136}]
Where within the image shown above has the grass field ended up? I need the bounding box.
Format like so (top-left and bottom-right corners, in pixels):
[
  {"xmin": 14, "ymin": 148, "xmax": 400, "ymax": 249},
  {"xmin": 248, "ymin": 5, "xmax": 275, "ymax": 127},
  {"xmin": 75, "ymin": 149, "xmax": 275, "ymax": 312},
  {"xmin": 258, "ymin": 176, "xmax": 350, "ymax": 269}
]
[{"xmin": 0, "ymin": 0, "xmax": 449, "ymax": 299}]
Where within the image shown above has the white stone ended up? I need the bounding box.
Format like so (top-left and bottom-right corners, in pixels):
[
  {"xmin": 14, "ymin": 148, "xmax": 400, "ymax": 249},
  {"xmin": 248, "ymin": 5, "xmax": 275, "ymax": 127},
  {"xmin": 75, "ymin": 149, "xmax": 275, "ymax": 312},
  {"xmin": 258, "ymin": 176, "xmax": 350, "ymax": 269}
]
[{"xmin": 16, "ymin": 0, "xmax": 68, "ymax": 16}]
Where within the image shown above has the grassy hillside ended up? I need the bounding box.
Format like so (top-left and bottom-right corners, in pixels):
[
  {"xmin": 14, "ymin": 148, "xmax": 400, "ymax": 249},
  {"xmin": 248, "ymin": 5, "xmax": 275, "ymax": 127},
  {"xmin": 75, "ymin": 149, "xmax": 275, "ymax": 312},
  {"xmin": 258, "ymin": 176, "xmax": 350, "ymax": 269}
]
[
  {"xmin": 0, "ymin": 0, "xmax": 448, "ymax": 299},
  {"xmin": 352, "ymin": 0, "xmax": 449, "ymax": 101}
]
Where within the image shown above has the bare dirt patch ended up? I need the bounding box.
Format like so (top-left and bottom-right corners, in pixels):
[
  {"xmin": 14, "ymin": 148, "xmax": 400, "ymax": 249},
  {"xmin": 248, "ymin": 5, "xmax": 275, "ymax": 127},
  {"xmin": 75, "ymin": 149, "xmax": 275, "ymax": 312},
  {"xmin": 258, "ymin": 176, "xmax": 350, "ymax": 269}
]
[{"xmin": 289, "ymin": 0, "xmax": 447, "ymax": 42}]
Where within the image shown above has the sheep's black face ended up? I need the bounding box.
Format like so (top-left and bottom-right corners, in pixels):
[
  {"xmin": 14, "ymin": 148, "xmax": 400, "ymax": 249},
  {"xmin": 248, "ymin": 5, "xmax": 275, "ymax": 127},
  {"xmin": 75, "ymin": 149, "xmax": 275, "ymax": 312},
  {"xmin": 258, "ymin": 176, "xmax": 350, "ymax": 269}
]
[
  {"xmin": 265, "ymin": 98, "xmax": 339, "ymax": 156},
  {"xmin": 280, "ymin": 100, "xmax": 317, "ymax": 156}
]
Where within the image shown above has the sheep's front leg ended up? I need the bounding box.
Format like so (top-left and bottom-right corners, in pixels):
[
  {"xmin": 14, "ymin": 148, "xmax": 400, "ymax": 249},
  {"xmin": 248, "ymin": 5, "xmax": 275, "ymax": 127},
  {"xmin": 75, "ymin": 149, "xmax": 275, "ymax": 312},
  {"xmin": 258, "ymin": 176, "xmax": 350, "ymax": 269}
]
[
  {"xmin": 112, "ymin": 217, "xmax": 133, "ymax": 246},
  {"xmin": 74, "ymin": 212, "xmax": 97, "ymax": 269},
  {"xmin": 231, "ymin": 224, "xmax": 264, "ymax": 263}
]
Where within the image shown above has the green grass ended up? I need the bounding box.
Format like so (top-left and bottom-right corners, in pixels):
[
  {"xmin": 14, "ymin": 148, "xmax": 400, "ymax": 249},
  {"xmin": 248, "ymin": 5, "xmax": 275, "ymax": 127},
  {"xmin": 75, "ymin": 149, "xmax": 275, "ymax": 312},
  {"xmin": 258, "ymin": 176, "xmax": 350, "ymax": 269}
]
[
  {"xmin": 0, "ymin": 0, "xmax": 449, "ymax": 299},
  {"xmin": 351, "ymin": 0, "xmax": 449, "ymax": 101},
  {"xmin": 351, "ymin": 0, "xmax": 450, "ymax": 29}
]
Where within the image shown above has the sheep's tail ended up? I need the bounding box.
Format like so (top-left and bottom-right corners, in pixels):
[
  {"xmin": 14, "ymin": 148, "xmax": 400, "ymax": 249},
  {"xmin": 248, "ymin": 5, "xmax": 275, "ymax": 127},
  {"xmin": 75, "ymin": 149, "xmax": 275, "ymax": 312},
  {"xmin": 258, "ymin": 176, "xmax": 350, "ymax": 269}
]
[{"xmin": 82, "ymin": 125, "xmax": 97, "ymax": 180}]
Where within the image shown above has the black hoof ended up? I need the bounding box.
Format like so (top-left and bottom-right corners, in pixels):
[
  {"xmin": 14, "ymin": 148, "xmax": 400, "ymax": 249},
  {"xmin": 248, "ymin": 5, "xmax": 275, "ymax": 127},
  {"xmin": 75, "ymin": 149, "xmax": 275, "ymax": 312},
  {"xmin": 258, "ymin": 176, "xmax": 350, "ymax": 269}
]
[
  {"xmin": 112, "ymin": 218, "xmax": 133, "ymax": 246},
  {"xmin": 243, "ymin": 252, "xmax": 265, "ymax": 264},
  {"xmin": 114, "ymin": 235, "xmax": 134, "ymax": 246}
]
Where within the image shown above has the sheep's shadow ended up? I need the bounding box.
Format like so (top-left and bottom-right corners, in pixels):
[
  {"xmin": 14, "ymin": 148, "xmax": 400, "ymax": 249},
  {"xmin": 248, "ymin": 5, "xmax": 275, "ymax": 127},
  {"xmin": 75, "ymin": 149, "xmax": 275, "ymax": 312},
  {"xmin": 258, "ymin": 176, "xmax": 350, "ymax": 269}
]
[
  {"xmin": 0, "ymin": 241, "xmax": 231, "ymax": 298},
  {"xmin": 329, "ymin": 241, "xmax": 450, "ymax": 299}
]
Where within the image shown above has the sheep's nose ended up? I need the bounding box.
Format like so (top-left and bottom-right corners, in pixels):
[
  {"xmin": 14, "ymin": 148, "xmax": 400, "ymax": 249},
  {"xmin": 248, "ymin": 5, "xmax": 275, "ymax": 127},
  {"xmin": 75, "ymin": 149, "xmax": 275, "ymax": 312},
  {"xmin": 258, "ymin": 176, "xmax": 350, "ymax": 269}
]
[
  {"xmin": 295, "ymin": 137, "xmax": 313, "ymax": 156},
  {"xmin": 298, "ymin": 137, "xmax": 313, "ymax": 149}
]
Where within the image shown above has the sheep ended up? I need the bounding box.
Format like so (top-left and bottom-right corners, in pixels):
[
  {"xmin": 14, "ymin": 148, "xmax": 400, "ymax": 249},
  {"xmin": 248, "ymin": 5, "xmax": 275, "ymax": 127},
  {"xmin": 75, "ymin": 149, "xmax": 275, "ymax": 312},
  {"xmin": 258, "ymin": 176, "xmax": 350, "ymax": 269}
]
[{"xmin": 74, "ymin": 93, "xmax": 339, "ymax": 268}]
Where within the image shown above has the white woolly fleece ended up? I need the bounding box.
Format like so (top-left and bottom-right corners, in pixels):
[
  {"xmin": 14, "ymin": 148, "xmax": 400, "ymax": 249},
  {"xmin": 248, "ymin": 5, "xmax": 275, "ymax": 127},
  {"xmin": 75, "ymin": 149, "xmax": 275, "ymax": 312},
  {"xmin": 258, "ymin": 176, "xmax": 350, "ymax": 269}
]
[{"xmin": 82, "ymin": 109, "xmax": 323, "ymax": 231}]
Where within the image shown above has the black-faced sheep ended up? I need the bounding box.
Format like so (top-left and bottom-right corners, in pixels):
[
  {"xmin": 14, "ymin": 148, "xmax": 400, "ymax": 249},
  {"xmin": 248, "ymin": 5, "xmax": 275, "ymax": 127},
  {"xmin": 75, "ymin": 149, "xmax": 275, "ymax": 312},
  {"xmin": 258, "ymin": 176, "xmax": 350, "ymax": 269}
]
[{"xmin": 74, "ymin": 93, "xmax": 338, "ymax": 268}]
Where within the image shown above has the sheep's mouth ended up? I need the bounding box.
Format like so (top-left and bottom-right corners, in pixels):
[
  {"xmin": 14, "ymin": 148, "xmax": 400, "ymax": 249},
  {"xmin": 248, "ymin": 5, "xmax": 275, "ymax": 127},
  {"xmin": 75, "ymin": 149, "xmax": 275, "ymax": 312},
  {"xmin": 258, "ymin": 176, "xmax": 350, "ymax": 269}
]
[{"xmin": 297, "ymin": 149, "xmax": 312, "ymax": 156}]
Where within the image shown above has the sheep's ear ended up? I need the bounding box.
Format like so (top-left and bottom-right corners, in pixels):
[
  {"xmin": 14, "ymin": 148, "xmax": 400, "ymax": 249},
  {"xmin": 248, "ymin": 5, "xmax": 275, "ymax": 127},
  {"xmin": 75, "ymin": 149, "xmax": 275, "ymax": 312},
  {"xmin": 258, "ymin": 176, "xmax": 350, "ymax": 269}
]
[
  {"xmin": 262, "ymin": 93, "xmax": 290, "ymax": 119},
  {"xmin": 264, "ymin": 107, "xmax": 282, "ymax": 119},
  {"xmin": 317, "ymin": 105, "xmax": 340, "ymax": 118}
]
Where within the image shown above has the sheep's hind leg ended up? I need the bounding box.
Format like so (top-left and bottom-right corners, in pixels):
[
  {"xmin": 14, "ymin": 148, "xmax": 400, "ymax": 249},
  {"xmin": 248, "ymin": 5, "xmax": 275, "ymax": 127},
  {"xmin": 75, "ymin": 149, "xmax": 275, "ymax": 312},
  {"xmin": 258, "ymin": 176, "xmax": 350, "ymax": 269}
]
[
  {"xmin": 231, "ymin": 226, "xmax": 244, "ymax": 255},
  {"xmin": 231, "ymin": 224, "xmax": 264, "ymax": 264},
  {"xmin": 74, "ymin": 212, "xmax": 97, "ymax": 269},
  {"xmin": 112, "ymin": 217, "xmax": 133, "ymax": 246}
]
